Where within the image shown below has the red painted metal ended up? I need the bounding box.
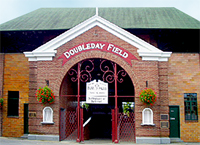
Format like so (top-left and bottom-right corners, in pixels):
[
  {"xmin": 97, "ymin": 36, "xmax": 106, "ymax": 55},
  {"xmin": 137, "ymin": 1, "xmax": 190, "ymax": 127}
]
[
  {"xmin": 68, "ymin": 59, "xmax": 128, "ymax": 84},
  {"xmin": 114, "ymin": 63, "xmax": 119, "ymax": 143},
  {"xmin": 80, "ymin": 108, "xmax": 84, "ymax": 142},
  {"xmin": 60, "ymin": 110, "xmax": 78, "ymax": 141},
  {"xmin": 80, "ymin": 59, "xmax": 94, "ymax": 82},
  {"xmin": 68, "ymin": 59, "xmax": 94, "ymax": 83},
  {"xmin": 66, "ymin": 110, "xmax": 78, "ymax": 140},
  {"xmin": 112, "ymin": 109, "xmax": 115, "ymax": 142},
  {"xmin": 60, "ymin": 94, "xmax": 78, "ymax": 141},
  {"xmin": 68, "ymin": 68, "xmax": 78, "ymax": 82},
  {"xmin": 77, "ymin": 62, "xmax": 81, "ymax": 142},
  {"xmin": 59, "ymin": 108, "xmax": 65, "ymax": 141},
  {"xmin": 117, "ymin": 69, "xmax": 127, "ymax": 83},
  {"xmin": 100, "ymin": 59, "xmax": 115, "ymax": 83},
  {"xmin": 118, "ymin": 113, "xmax": 135, "ymax": 142},
  {"xmin": 100, "ymin": 59, "xmax": 127, "ymax": 83}
]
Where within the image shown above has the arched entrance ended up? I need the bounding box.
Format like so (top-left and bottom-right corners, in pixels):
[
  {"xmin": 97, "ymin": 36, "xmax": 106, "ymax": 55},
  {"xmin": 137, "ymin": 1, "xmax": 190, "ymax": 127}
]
[{"xmin": 59, "ymin": 58, "xmax": 135, "ymax": 142}]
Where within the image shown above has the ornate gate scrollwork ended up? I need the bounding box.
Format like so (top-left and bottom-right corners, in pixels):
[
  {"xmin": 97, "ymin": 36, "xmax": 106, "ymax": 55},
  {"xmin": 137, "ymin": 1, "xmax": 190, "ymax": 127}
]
[{"xmin": 68, "ymin": 59, "xmax": 127, "ymax": 84}]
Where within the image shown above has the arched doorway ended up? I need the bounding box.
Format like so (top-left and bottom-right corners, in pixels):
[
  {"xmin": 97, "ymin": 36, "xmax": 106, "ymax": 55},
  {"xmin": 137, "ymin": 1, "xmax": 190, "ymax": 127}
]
[{"xmin": 59, "ymin": 58, "xmax": 135, "ymax": 142}]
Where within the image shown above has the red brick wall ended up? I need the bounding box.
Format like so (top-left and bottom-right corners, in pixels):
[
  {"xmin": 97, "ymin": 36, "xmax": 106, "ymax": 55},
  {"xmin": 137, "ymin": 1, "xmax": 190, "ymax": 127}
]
[
  {"xmin": 0, "ymin": 53, "xmax": 4, "ymax": 136},
  {"xmin": 28, "ymin": 61, "xmax": 60, "ymax": 135},
  {"xmin": 168, "ymin": 53, "xmax": 200, "ymax": 142},
  {"xmin": 28, "ymin": 26, "xmax": 169, "ymax": 138}
]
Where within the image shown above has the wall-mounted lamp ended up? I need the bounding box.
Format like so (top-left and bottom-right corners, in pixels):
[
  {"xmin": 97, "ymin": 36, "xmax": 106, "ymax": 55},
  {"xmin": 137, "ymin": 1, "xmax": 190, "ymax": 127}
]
[
  {"xmin": 45, "ymin": 80, "xmax": 49, "ymax": 86},
  {"xmin": 146, "ymin": 81, "xmax": 148, "ymax": 88}
]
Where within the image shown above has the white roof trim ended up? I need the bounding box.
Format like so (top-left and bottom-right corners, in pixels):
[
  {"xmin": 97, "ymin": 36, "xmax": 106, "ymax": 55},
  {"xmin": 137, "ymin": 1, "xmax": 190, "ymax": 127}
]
[
  {"xmin": 138, "ymin": 51, "xmax": 172, "ymax": 61},
  {"xmin": 24, "ymin": 15, "xmax": 171, "ymax": 62}
]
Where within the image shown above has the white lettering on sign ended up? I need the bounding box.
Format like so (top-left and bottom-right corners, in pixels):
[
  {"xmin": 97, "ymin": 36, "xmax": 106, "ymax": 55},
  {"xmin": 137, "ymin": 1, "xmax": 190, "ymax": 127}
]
[
  {"xmin": 86, "ymin": 80, "xmax": 108, "ymax": 104},
  {"xmin": 64, "ymin": 43, "xmax": 107, "ymax": 59},
  {"xmin": 58, "ymin": 41, "xmax": 138, "ymax": 66},
  {"xmin": 107, "ymin": 44, "xmax": 128, "ymax": 58}
]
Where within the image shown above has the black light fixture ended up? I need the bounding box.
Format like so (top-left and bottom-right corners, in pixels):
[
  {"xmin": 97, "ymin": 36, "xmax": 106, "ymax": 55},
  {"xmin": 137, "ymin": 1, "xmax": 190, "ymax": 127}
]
[
  {"xmin": 45, "ymin": 80, "xmax": 49, "ymax": 86},
  {"xmin": 146, "ymin": 81, "xmax": 148, "ymax": 88}
]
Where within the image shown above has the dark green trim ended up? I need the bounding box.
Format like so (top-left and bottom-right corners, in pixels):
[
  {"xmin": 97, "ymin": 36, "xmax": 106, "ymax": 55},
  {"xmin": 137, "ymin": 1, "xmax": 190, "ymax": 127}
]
[
  {"xmin": 24, "ymin": 103, "xmax": 29, "ymax": 134},
  {"xmin": 169, "ymin": 105, "xmax": 180, "ymax": 138}
]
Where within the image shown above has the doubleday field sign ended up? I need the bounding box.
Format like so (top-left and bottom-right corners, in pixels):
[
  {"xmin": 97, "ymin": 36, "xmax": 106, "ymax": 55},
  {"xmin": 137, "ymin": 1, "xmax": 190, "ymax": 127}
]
[{"xmin": 58, "ymin": 41, "xmax": 137, "ymax": 66}]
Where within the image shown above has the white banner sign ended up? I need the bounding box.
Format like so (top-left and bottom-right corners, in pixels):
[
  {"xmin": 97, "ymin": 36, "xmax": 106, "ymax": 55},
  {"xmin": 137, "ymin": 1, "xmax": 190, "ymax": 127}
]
[{"xmin": 86, "ymin": 80, "xmax": 108, "ymax": 104}]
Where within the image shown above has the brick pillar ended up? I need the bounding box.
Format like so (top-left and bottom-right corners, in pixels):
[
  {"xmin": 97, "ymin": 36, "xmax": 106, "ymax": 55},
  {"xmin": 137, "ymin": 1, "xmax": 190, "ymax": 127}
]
[
  {"xmin": 28, "ymin": 61, "xmax": 38, "ymax": 134},
  {"xmin": 158, "ymin": 61, "xmax": 170, "ymax": 137},
  {"xmin": 0, "ymin": 53, "xmax": 5, "ymax": 136}
]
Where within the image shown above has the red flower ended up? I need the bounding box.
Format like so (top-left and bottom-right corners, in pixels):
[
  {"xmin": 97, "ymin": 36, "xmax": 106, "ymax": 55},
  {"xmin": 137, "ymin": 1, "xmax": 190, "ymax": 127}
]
[
  {"xmin": 139, "ymin": 88, "xmax": 157, "ymax": 106},
  {"xmin": 35, "ymin": 86, "xmax": 55, "ymax": 105}
]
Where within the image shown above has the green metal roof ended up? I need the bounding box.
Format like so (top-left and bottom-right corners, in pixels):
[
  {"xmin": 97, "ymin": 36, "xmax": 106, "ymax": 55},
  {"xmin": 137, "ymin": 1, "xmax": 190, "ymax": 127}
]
[
  {"xmin": 0, "ymin": 7, "xmax": 200, "ymax": 31},
  {"xmin": 99, "ymin": 7, "xmax": 200, "ymax": 29}
]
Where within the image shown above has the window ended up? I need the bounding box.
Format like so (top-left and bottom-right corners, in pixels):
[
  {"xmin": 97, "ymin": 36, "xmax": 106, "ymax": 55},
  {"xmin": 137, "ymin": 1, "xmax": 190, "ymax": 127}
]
[
  {"xmin": 141, "ymin": 108, "xmax": 155, "ymax": 125},
  {"xmin": 184, "ymin": 93, "xmax": 198, "ymax": 121},
  {"xmin": 42, "ymin": 107, "xmax": 53, "ymax": 124},
  {"xmin": 7, "ymin": 91, "xmax": 19, "ymax": 116}
]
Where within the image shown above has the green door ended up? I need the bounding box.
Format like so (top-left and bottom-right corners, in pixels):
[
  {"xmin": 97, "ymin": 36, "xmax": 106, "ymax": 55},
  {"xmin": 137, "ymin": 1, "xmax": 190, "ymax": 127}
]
[
  {"xmin": 169, "ymin": 106, "xmax": 180, "ymax": 138},
  {"xmin": 24, "ymin": 104, "xmax": 29, "ymax": 134}
]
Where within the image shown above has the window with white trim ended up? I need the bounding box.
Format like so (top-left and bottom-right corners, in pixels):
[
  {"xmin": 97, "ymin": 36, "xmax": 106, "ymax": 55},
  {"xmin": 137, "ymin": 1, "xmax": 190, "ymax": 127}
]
[
  {"xmin": 142, "ymin": 108, "xmax": 154, "ymax": 125},
  {"xmin": 42, "ymin": 107, "xmax": 53, "ymax": 124}
]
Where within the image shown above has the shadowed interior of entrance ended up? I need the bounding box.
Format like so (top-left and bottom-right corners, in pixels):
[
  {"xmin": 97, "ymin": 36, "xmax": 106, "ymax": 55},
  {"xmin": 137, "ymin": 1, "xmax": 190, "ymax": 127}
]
[{"xmin": 60, "ymin": 58, "xmax": 135, "ymax": 142}]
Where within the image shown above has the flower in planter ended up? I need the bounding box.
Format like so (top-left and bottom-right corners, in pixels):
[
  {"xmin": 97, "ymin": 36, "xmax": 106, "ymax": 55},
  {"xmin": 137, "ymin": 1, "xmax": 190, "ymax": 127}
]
[
  {"xmin": 139, "ymin": 88, "xmax": 157, "ymax": 106},
  {"xmin": 0, "ymin": 98, "xmax": 3, "ymax": 109},
  {"xmin": 35, "ymin": 86, "xmax": 55, "ymax": 105}
]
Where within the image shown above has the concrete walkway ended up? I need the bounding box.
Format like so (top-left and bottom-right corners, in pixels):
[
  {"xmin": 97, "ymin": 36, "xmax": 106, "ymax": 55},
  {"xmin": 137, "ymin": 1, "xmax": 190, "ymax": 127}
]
[{"xmin": 0, "ymin": 137, "xmax": 199, "ymax": 145}]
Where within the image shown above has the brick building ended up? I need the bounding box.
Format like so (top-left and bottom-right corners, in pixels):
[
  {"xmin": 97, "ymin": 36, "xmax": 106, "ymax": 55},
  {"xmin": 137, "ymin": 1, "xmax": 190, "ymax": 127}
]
[{"xmin": 0, "ymin": 8, "xmax": 199, "ymax": 143}]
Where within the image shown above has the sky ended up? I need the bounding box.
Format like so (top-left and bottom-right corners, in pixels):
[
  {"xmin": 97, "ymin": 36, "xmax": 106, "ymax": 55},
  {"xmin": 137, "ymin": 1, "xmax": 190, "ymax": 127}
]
[{"xmin": 0, "ymin": 0, "xmax": 200, "ymax": 24}]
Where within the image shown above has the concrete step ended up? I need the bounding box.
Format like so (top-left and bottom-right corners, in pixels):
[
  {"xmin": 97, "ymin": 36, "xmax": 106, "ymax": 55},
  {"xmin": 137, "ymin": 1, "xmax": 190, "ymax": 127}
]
[
  {"xmin": 20, "ymin": 134, "xmax": 28, "ymax": 139},
  {"xmin": 170, "ymin": 138, "xmax": 184, "ymax": 143}
]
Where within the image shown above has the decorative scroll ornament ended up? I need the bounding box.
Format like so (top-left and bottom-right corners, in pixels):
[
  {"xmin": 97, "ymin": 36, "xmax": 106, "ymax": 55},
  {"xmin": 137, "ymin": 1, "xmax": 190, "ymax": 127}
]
[
  {"xmin": 68, "ymin": 59, "xmax": 127, "ymax": 84},
  {"xmin": 80, "ymin": 59, "xmax": 94, "ymax": 82},
  {"xmin": 100, "ymin": 60, "xmax": 127, "ymax": 83},
  {"xmin": 68, "ymin": 59, "xmax": 94, "ymax": 82},
  {"xmin": 100, "ymin": 59, "xmax": 115, "ymax": 83}
]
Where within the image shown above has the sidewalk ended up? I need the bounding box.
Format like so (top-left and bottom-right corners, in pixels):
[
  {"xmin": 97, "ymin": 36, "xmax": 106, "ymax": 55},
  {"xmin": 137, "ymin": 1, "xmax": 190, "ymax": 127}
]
[{"xmin": 0, "ymin": 137, "xmax": 199, "ymax": 145}]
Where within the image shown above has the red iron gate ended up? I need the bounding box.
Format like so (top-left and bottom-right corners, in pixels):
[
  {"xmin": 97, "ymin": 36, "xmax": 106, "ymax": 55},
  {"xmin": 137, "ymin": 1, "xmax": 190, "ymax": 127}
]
[
  {"xmin": 118, "ymin": 112, "xmax": 135, "ymax": 142},
  {"xmin": 112, "ymin": 109, "xmax": 135, "ymax": 143},
  {"xmin": 60, "ymin": 109, "xmax": 78, "ymax": 141}
]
